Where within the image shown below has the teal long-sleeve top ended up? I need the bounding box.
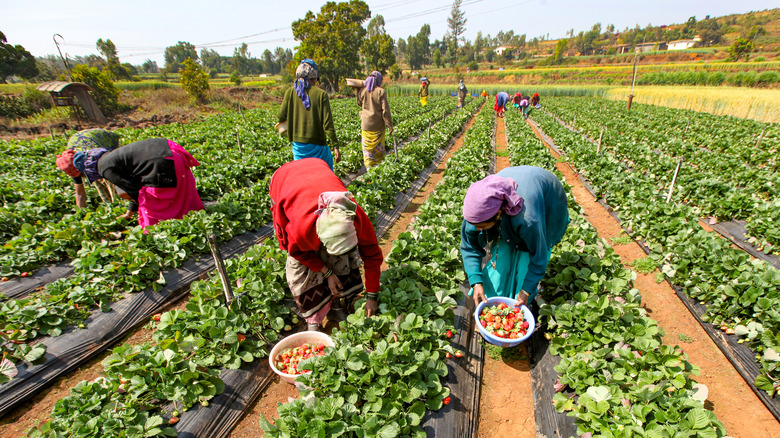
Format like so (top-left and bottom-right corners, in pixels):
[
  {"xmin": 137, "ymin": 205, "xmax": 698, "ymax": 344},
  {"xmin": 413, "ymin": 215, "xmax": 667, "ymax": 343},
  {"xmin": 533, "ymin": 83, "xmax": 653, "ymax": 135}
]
[{"xmin": 460, "ymin": 166, "xmax": 569, "ymax": 296}]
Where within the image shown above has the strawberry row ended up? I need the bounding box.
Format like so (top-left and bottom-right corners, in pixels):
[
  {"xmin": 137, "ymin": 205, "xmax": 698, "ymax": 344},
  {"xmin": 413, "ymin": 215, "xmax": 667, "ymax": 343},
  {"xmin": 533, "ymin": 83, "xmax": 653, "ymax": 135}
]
[
  {"xmin": 504, "ymin": 110, "xmax": 728, "ymax": 436},
  {"xmin": 529, "ymin": 105, "xmax": 780, "ymax": 403}
]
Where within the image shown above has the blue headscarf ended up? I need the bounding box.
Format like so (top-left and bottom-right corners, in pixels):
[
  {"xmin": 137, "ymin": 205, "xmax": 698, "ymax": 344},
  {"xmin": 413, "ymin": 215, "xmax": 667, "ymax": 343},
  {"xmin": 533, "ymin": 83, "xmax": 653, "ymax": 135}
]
[
  {"xmin": 81, "ymin": 148, "xmax": 109, "ymax": 183},
  {"xmin": 364, "ymin": 71, "xmax": 383, "ymax": 92},
  {"xmin": 294, "ymin": 59, "xmax": 318, "ymax": 110}
]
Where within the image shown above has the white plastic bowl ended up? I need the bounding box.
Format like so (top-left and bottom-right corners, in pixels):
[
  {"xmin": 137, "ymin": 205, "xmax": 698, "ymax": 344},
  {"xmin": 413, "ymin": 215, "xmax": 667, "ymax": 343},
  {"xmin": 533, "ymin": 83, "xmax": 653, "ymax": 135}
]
[
  {"xmin": 474, "ymin": 297, "xmax": 535, "ymax": 348},
  {"xmin": 346, "ymin": 78, "xmax": 365, "ymax": 88},
  {"xmin": 269, "ymin": 331, "xmax": 334, "ymax": 384}
]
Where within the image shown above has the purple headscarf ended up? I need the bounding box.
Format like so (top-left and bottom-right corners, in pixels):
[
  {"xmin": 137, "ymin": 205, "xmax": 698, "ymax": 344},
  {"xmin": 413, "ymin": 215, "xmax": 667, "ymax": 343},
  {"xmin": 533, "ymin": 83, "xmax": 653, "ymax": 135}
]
[
  {"xmin": 294, "ymin": 59, "xmax": 318, "ymax": 110},
  {"xmin": 462, "ymin": 175, "xmax": 524, "ymax": 223},
  {"xmin": 81, "ymin": 148, "xmax": 109, "ymax": 183},
  {"xmin": 364, "ymin": 71, "xmax": 383, "ymax": 92}
]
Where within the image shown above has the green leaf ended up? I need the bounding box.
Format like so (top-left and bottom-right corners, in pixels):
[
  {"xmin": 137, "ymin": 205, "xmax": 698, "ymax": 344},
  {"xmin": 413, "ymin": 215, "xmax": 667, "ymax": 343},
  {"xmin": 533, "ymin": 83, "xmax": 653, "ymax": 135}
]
[
  {"xmin": 377, "ymin": 421, "xmax": 400, "ymax": 438},
  {"xmin": 585, "ymin": 386, "xmax": 611, "ymax": 402},
  {"xmin": 684, "ymin": 408, "xmax": 710, "ymax": 430}
]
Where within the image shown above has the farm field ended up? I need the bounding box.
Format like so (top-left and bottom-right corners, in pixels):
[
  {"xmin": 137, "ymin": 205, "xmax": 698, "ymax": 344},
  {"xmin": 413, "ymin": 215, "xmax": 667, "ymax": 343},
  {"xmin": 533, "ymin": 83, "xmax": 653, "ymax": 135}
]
[{"xmin": 0, "ymin": 92, "xmax": 779, "ymax": 438}]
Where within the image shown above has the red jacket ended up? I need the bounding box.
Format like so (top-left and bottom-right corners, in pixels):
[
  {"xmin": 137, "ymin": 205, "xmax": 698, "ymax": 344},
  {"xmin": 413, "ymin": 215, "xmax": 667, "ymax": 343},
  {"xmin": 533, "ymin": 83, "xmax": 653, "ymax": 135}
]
[{"xmin": 269, "ymin": 158, "xmax": 382, "ymax": 292}]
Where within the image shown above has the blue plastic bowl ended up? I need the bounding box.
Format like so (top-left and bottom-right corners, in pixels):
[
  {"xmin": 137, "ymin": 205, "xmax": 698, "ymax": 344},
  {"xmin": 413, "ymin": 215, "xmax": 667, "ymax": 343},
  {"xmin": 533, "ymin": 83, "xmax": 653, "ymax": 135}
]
[{"xmin": 474, "ymin": 297, "xmax": 535, "ymax": 347}]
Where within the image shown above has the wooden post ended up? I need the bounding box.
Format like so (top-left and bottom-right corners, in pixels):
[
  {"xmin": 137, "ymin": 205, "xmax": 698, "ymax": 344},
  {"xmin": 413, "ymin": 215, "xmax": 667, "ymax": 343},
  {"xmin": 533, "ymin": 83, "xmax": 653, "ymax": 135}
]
[
  {"xmin": 236, "ymin": 127, "xmax": 242, "ymax": 153},
  {"xmin": 207, "ymin": 234, "xmax": 236, "ymax": 307},
  {"xmin": 573, "ymin": 113, "xmax": 577, "ymax": 126},
  {"xmin": 49, "ymin": 126, "xmax": 55, "ymax": 139},
  {"xmin": 755, "ymin": 127, "xmax": 767, "ymax": 149},
  {"xmin": 597, "ymin": 127, "xmax": 604, "ymax": 154},
  {"xmin": 666, "ymin": 159, "xmax": 683, "ymax": 203},
  {"xmin": 685, "ymin": 118, "xmax": 690, "ymax": 134},
  {"xmin": 428, "ymin": 121, "xmax": 432, "ymax": 140},
  {"xmin": 628, "ymin": 52, "xmax": 638, "ymax": 110}
]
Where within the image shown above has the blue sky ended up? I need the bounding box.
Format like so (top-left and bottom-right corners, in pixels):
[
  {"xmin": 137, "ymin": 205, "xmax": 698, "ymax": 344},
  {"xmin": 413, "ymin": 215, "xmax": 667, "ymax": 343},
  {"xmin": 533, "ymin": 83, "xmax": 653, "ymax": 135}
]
[{"xmin": 2, "ymin": 0, "xmax": 776, "ymax": 65}]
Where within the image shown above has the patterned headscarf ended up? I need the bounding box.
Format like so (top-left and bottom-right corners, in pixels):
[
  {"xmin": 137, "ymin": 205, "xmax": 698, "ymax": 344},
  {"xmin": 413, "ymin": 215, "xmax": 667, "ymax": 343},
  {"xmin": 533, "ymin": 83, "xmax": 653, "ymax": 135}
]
[
  {"xmin": 462, "ymin": 175, "xmax": 524, "ymax": 223},
  {"xmin": 294, "ymin": 58, "xmax": 319, "ymax": 110},
  {"xmin": 459, "ymin": 79, "xmax": 466, "ymax": 90},
  {"xmin": 364, "ymin": 71, "xmax": 383, "ymax": 92},
  {"xmin": 81, "ymin": 148, "xmax": 109, "ymax": 183},
  {"xmin": 316, "ymin": 191, "xmax": 358, "ymax": 255}
]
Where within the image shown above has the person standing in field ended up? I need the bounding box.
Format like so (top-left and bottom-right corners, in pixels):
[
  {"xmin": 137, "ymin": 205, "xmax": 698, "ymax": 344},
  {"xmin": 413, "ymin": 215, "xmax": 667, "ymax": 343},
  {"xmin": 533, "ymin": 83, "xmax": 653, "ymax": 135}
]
[
  {"xmin": 460, "ymin": 166, "xmax": 569, "ymax": 307},
  {"xmin": 357, "ymin": 71, "xmax": 393, "ymax": 168},
  {"xmin": 457, "ymin": 79, "xmax": 468, "ymax": 108},
  {"xmin": 270, "ymin": 158, "xmax": 383, "ymax": 331},
  {"xmin": 56, "ymin": 128, "xmax": 120, "ymax": 209},
  {"xmin": 278, "ymin": 59, "xmax": 341, "ymax": 170},
  {"xmin": 418, "ymin": 77, "xmax": 430, "ymax": 107},
  {"xmin": 494, "ymin": 91, "xmax": 510, "ymax": 118},
  {"xmin": 57, "ymin": 138, "xmax": 204, "ymax": 229}
]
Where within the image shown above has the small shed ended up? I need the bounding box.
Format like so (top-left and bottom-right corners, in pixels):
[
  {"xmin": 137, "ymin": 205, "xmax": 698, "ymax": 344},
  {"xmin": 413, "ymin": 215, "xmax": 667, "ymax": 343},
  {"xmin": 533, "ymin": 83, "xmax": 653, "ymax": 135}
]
[
  {"xmin": 667, "ymin": 39, "xmax": 698, "ymax": 51},
  {"xmin": 36, "ymin": 81, "xmax": 107, "ymax": 124}
]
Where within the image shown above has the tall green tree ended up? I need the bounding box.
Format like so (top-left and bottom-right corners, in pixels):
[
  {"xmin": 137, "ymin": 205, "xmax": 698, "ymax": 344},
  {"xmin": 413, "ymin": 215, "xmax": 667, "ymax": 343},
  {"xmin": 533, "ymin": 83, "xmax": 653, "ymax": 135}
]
[
  {"xmin": 233, "ymin": 43, "xmax": 250, "ymax": 75},
  {"xmin": 96, "ymin": 38, "xmax": 118, "ymax": 63},
  {"xmin": 70, "ymin": 64, "xmax": 120, "ymax": 115},
  {"xmin": 0, "ymin": 31, "xmax": 39, "ymax": 83},
  {"xmin": 447, "ymin": 0, "xmax": 467, "ymax": 65},
  {"xmin": 362, "ymin": 15, "xmax": 396, "ymax": 75},
  {"xmin": 552, "ymin": 38, "xmax": 568, "ymax": 64},
  {"xmin": 406, "ymin": 24, "xmax": 431, "ymax": 70},
  {"xmin": 200, "ymin": 48, "xmax": 224, "ymax": 73},
  {"xmin": 291, "ymin": 0, "xmax": 370, "ymax": 91},
  {"xmin": 164, "ymin": 41, "xmax": 198, "ymax": 72},
  {"xmin": 180, "ymin": 58, "xmax": 210, "ymax": 103},
  {"xmin": 727, "ymin": 37, "xmax": 753, "ymax": 61}
]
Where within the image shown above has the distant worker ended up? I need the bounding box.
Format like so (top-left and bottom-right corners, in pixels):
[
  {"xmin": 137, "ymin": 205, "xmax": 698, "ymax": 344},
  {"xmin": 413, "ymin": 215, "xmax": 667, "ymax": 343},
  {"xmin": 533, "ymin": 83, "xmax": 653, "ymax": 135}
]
[
  {"xmin": 278, "ymin": 58, "xmax": 340, "ymax": 170},
  {"xmin": 480, "ymin": 89, "xmax": 489, "ymax": 99},
  {"xmin": 357, "ymin": 71, "xmax": 393, "ymax": 168},
  {"xmin": 457, "ymin": 79, "xmax": 468, "ymax": 108},
  {"xmin": 518, "ymin": 93, "xmax": 530, "ymax": 118},
  {"xmin": 512, "ymin": 92, "xmax": 522, "ymax": 110},
  {"xmin": 56, "ymin": 138, "xmax": 204, "ymax": 229},
  {"xmin": 494, "ymin": 91, "xmax": 510, "ymax": 118},
  {"xmin": 418, "ymin": 77, "xmax": 430, "ymax": 107},
  {"xmin": 270, "ymin": 158, "xmax": 383, "ymax": 331},
  {"xmin": 460, "ymin": 166, "xmax": 570, "ymax": 307},
  {"xmin": 524, "ymin": 92, "xmax": 541, "ymax": 119},
  {"xmin": 56, "ymin": 128, "xmax": 120, "ymax": 209}
]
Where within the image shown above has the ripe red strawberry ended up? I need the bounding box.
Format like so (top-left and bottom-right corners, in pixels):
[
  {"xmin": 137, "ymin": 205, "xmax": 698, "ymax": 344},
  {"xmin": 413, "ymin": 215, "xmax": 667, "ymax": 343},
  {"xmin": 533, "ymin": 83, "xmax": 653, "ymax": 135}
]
[
  {"xmin": 480, "ymin": 320, "xmax": 487, "ymax": 328},
  {"xmin": 442, "ymin": 396, "xmax": 451, "ymax": 405},
  {"xmin": 445, "ymin": 352, "xmax": 452, "ymax": 359},
  {"xmin": 237, "ymin": 334, "xmax": 246, "ymax": 342},
  {"xmin": 169, "ymin": 417, "xmax": 179, "ymax": 425},
  {"xmin": 20, "ymin": 272, "xmax": 29, "ymax": 278},
  {"xmin": 521, "ymin": 321, "xmax": 529, "ymax": 329},
  {"xmin": 454, "ymin": 350, "xmax": 464, "ymax": 358},
  {"xmin": 1, "ymin": 277, "xmax": 8, "ymax": 282},
  {"xmin": 152, "ymin": 313, "xmax": 161, "ymax": 322},
  {"xmin": 446, "ymin": 330, "xmax": 453, "ymax": 338}
]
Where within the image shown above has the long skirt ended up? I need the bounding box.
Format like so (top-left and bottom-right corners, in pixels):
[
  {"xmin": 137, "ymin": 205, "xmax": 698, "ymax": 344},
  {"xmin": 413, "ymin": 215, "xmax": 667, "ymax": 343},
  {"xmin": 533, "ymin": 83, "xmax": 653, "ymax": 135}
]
[
  {"xmin": 420, "ymin": 96, "xmax": 428, "ymax": 106},
  {"xmin": 469, "ymin": 239, "xmax": 550, "ymax": 302},
  {"xmin": 137, "ymin": 141, "xmax": 204, "ymax": 229},
  {"xmin": 292, "ymin": 142, "xmax": 334, "ymax": 170},
  {"xmin": 361, "ymin": 129, "xmax": 386, "ymax": 168},
  {"xmin": 286, "ymin": 247, "xmax": 364, "ymax": 325}
]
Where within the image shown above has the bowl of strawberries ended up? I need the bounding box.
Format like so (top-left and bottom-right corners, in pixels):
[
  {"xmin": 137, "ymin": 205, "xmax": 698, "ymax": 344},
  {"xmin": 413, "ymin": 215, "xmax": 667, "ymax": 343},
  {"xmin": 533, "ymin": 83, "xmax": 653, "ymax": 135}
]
[
  {"xmin": 269, "ymin": 331, "xmax": 334, "ymax": 384},
  {"xmin": 474, "ymin": 297, "xmax": 535, "ymax": 347}
]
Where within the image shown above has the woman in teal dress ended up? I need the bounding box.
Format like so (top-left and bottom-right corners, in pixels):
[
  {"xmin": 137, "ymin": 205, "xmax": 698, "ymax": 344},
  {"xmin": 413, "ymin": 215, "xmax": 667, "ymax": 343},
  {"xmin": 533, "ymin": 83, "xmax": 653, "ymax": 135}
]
[{"xmin": 460, "ymin": 166, "xmax": 569, "ymax": 306}]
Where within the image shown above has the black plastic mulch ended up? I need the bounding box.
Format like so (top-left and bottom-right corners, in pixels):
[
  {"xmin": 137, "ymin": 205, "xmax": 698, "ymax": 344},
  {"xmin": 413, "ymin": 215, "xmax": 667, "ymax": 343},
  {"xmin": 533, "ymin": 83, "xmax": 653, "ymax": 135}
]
[{"xmin": 0, "ymin": 260, "xmax": 74, "ymax": 301}]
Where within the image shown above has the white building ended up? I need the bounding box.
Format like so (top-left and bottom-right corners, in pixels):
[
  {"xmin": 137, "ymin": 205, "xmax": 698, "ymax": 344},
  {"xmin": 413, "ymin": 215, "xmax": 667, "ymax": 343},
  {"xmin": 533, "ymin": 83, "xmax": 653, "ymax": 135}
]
[
  {"xmin": 494, "ymin": 46, "xmax": 512, "ymax": 56},
  {"xmin": 667, "ymin": 38, "xmax": 701, "ymax": 50}
]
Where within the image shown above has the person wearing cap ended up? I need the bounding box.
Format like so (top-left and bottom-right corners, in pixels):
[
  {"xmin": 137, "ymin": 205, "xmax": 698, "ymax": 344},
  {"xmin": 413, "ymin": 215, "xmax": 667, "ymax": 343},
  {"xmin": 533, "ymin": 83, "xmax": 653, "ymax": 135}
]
[
  {"xmin": 460, "ymin": 166, "xmax": 569, "ymax": 307},
  {"xmin": 494, "ymin": 91, "xmax": 510, "ymax": 118},
  {"xmin": 418, "ymin": 77, "xmax": 430, "ymax": 106},
  {"xmin": 357, "ymin": 71, "xmax": 393, "ymax": 168},
  {"xmin": 457, "ymin": 79, "xmax": 468, "ymax": 108},
  {"xmin": 56, "ymin": 138, "xmax": 204, "ymax": 228},
  {"xmin": 56, "ymin": 128, "xmax": 121, "ymax": 209},
  {"xmin": 518, "ymin": 93, "xmax": 531, "ymax": 118},
  {"xmin": 270, "ymin": 158, "xmax": 383, "ymax": 331},
  {"xmin": 277, "ymin": 58, "xmax": 340, "ymax": 170}
]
